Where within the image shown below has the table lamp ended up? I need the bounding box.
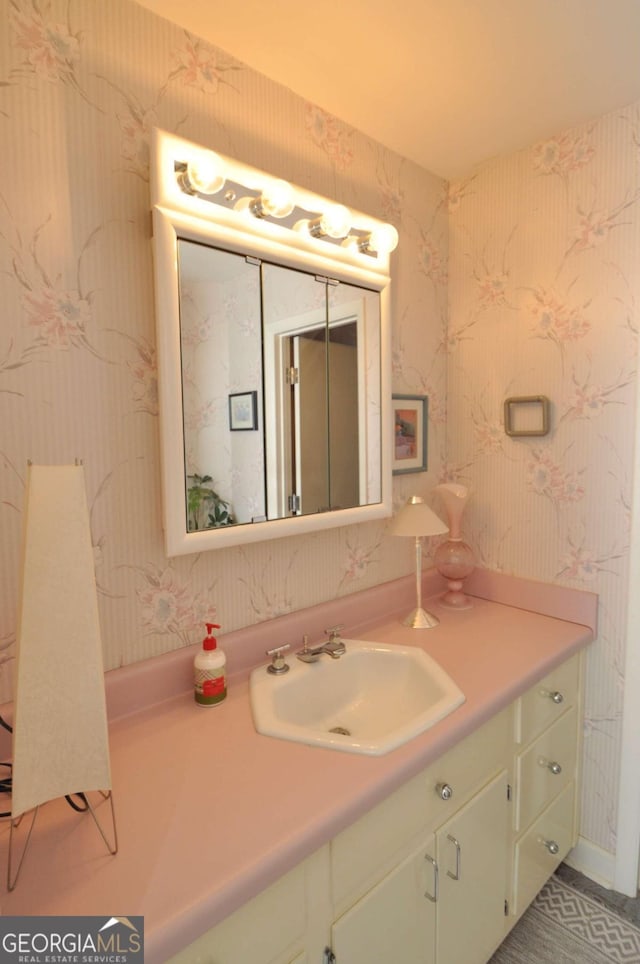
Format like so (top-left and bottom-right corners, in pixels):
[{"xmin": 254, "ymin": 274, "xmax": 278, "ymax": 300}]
[{"xmin": 389, "ymin": 495, "xmax": 449, "ymax": 628}]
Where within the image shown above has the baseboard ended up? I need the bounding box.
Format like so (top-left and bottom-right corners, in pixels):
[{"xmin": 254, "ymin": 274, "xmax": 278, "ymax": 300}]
[{"xmin": 564, "ymin": 836, "xmax": 616, "ymax": 890}]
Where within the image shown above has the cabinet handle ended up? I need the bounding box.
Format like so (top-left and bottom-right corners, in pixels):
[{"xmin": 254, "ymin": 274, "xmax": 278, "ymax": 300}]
[
  {"xmin": 424, "ymin": 854, "xmax": 439, "ymax": 902},
  {"xmin": 446, "ymin": 834, "xmax": 461, "ymax": 881},
  {"xmin": 435, "ymin": 782, "xmax": 453, "ymax": 801},
  {"xmin": 549, "ymin": 690, "xmax": 564, "ymax": 704},
  {"xmin": 538, "ymin": 756, "xmax": 562, "ymax": 775},
  {"xmin": 542, "ymin": 838, "xmax": 560, "ymax": 855}
]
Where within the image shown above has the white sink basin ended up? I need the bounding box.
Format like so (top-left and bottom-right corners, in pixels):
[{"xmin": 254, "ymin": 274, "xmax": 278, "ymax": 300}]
[{"xmin": 249, "ymin": 640, "xmax": 465, "ymax": 755}]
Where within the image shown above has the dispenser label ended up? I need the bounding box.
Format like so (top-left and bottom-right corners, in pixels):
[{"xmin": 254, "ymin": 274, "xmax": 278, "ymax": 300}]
[{"xmin": 195, "ymin": 670, "xmax": 226, "ymax": 705}]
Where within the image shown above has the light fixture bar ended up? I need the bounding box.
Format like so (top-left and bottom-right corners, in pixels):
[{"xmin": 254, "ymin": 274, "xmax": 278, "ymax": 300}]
[{"xmin": 171, "ymin": 156, "xmax": 398, "ymax": 260}]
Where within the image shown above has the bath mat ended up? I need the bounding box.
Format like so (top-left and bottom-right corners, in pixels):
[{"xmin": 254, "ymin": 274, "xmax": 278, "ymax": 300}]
[{"xmin": 490, "ymin": 874, "xmax": 640, "ymax": 963}]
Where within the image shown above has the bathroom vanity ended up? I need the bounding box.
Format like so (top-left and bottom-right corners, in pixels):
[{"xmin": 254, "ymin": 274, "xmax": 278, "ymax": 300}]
[
  {"xmin": 0, "ymin": 571, "xmax": 594, "ymax": 964},
  {"xmin": 169, "ymin": 651, "xmax": 582, "ymax": 964}
]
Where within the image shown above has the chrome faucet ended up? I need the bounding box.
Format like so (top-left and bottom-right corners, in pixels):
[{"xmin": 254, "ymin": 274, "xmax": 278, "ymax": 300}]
[{"xmin": 296, "ymin": 627, "xmax": 346, "ymax": 663}]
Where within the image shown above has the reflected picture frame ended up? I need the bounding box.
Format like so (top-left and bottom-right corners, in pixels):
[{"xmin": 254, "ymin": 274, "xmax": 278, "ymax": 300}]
[
  {"xmin": 229, "ymin": 391, "xmax": 258, "ymax": 431},
  {"xmin": 392, "ymin": 394, "xmax": 428, "ymax": 474}
]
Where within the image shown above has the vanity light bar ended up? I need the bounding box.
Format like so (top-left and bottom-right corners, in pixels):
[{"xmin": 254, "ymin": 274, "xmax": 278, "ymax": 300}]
[{"xmin": 172, "ymin": 156, "xmax": 398, "ymax": 259}]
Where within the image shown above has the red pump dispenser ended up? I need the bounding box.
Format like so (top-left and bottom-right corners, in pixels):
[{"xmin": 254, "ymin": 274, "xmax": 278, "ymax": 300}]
[
  {"xmin": 203, "ymin": 623, "xmax": 221, "ymax": 650},
  {"xmin": 194, "ymin": 622, "xmax": 226, "ymax": 706}
]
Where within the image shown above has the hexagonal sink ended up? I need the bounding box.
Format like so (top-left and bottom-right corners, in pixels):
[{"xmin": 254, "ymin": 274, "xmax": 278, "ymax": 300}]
[{"xmin": 249, "ymin": 640, "xmax": 465, "ymax": 755}]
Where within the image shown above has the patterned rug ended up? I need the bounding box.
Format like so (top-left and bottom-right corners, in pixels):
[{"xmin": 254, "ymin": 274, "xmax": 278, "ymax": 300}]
[{"xmin": 490, "ymin": 874, "xmax": 640, "ymax": 963}]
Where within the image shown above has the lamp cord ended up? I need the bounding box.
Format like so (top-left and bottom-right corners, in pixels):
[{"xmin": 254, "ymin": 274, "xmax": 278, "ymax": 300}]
[{"xmin": 0, "ymin": 714, "xmax": 88, "ymax": 817}]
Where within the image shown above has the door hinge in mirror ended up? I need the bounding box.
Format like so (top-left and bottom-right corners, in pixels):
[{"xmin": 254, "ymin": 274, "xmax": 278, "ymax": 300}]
[
  {"xmin": 504, "ymin": 898, "xmax": 509, "ymax": 916},
  {"xmin": 288, "ymin": 493, "xmax": 301, "ymax": 514},
  {"xmin": 323, "ymin": 948, "xmax": 336, "ymax": 964},
  {"xmin": 286, "ymin": 366, "xmax": 299, "ymax": 385},
  {"xmin": 507, "ymin": 783, "xmax": 512, "ymax": 802}
]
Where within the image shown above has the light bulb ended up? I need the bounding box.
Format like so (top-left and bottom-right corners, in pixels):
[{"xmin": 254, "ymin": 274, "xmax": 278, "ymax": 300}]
[
  {"xmin": 367, "ymin": 223, "xmax": 399, "ymax": 255},
  {"xmin": 319, "ymin": 204, "xmax": 351, "ymax": 239},
  {"xmin": 183, "ymin": 152, "xmax": 225, "ymax": 195},
  {"xmin": 257, "ymin": 179, "xmax": 295, "ymax": 218}
]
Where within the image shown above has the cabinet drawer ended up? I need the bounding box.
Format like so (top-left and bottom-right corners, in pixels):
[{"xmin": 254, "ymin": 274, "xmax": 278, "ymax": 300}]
[
  {"xmin": 513, "ymin": 781, "xmax": 576, "ymax": 917},
  {"xmin": 331, "ymin": 706, "xmax": 510, "ymax": 913},
  {"xmin": 515, "ymin": 654, "xmax": 580, "ymax": 746},
  {"xmin": 515, "ymin": 705, "xmax": 577, "ymax": 832},
  {"xmin": 427, "ymin": 705, "xmax": 511, "ymax": 820}
]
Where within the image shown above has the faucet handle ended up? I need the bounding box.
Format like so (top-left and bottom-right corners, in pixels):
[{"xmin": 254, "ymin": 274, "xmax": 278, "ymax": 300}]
[
  {"xmin": 324, "ymin": 625, "xmax": 344, "ymax": 642},
  {"xmin": 266, "ymin": 644, "xmax": 290, "ymax": 675}
]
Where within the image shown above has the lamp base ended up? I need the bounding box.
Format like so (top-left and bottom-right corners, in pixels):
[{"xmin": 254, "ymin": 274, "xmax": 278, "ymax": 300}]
[
  {"xmin": 438, "ymin": 589, "xmax": 474, "ymax": 611},
  {"xmin": 434, "ymin": 539, "xmax": 475, "ymax": 613},
  {"xmin": 402, "ymin": 606, "xmax": 440, "ymax": 629}
]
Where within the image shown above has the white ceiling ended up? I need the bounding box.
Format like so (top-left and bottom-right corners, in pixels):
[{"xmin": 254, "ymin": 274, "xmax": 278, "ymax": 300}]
[{"xmin": 135, "ymin": 0, "xmax": 640, "ymax": 179}]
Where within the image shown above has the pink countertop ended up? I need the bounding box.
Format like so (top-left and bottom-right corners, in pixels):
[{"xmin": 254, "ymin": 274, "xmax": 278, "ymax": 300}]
[{"xmin": 0, "ymin": 572, "xmax": 595, "ymax": 962}]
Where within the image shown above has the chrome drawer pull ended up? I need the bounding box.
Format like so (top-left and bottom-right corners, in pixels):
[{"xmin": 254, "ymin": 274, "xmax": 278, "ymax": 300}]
[
  {"xmin": 543, "ymin": 838, "xmax": 560, "ymax": 855},
  {"xmin": 549, "ymin": 690, "xmax": 564, "ymax": 704},
  {"xmin": 538, "ymin": 757, "xmax": 562, "ymax": 775},
  {"xmin": 435, "ymin": 782, "xmax": 453, "ymax": 801},
  {"xmin": 424, "ymin": 854, "xmax": 439, "ymax": 902},
  {"xmin": 446, "ymin": 834, "xmax": 461, "ymax": 881}
]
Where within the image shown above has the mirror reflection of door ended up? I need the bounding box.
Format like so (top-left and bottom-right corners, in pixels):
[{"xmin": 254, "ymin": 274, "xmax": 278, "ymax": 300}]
[
  {"xmin": 293, "ymin": 329, "xmax": 329, "ymax": 514},
  {"xmin": 262, "ymin": 266, "xmax": 376, "ymax": 520},
  {"xmin": 293, "ymin": 324, "xmax": 359, "ymax": 514},
  {"xmin": 328, "ymin": 323, "xmax": 360, "ymax": 510}
]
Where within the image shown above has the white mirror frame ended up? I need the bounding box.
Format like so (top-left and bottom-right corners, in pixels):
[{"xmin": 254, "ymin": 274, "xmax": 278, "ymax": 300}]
[{"xmin": 150, "ymin": 128, "xmax": 393, "ymax": 556}]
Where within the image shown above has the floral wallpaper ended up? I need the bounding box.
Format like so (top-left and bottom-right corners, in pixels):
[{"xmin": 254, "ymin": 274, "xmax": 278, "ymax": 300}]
[
  {"xmin": 448, "ymin": 111, "xmax": 640, "ymax": 854},
  {"xmin": 0, "ymin": 3, "xmax": 446, "ymax": 686},
  {"xmin": 1, "ymin": 0, "xmax": 638, "ymax": 866}
]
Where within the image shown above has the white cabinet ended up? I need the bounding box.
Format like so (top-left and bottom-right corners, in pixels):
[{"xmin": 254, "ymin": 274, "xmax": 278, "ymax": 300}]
[
  {"xmin": 435, "ymin": 770, "xmax": 509, "ymax": 964},
  {"xmin": 331, "ymin": 768, "xmax": 510, "ymax": 964},
  {"xmin": 510, "ymin": 654, "xmax": 582, "ymax": 918},
  {"xmin": 332, "ymin": 839, "xmax": 436, "ymax": 964},
  {"xmin": 170, "ymin": 652, "xmax": 583, "ymax": 964},
  {"xmin": 329, "ymin": 708, "xmax": 511, "ymax": 963}
]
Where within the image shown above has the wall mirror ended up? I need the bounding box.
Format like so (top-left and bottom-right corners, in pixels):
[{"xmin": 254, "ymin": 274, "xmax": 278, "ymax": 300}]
[{"xmin": 150, "ymin": 129, "xmax": 395, "ymax": 555}]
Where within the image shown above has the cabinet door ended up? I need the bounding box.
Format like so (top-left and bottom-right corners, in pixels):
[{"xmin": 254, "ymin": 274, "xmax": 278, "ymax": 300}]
[
  {"xmin": 331, "ymin": 838, "xmax": 436, "ymax": 964},
  {"xmin": 436, "ymin": 770, "xmax": 509, "ymax": 964},
  {"xmin": 167, "ymin": 860, "xmax": 309, "ymax": 964}
]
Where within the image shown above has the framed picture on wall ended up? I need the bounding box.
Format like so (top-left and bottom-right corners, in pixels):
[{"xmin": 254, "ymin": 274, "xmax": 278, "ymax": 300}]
[
  {"xmin": 392, "ymin": 394, "xmax": 428, "ymax": 474},
  {"xmin": 229, "ymin": 391, "xmax": 258, "ymax": 431}
]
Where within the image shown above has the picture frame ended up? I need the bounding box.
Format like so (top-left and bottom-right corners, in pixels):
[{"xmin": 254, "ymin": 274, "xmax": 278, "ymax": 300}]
[
  {"xmin": 229, "ymin": 391, "xmax": 258, "ymax": 431},
  {"xmin": 503, "ymin": 394, "xmax": 550, "ymax": 437},
  {"xmin": 392, "ymin": 394, "xmax": 428, "ymax": 474}
]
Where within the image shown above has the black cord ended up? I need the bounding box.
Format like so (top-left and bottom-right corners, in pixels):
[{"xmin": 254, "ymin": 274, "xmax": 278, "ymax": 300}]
[
  {"xmin": 0, "ymin": 716, "xmax": 90, "ymax": 816},
  {"xmin": 0, "ymin": 762, "xmax": 12, "ymax": 818},
  {"xmin": 0, "ymin": 717, "xmax": 13, "ymax": 817}
]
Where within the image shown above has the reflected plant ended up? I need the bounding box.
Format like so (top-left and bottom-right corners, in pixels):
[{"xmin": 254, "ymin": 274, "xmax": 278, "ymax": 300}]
[{"xmin": 187, "ymin": 474, "xmax": 235, "ymax": 530}]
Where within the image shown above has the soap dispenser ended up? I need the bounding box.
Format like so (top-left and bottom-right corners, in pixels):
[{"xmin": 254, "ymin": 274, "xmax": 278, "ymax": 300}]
[{"xmin": 194, "ymin": 623, "xmax": 226, "ymax": 706}]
